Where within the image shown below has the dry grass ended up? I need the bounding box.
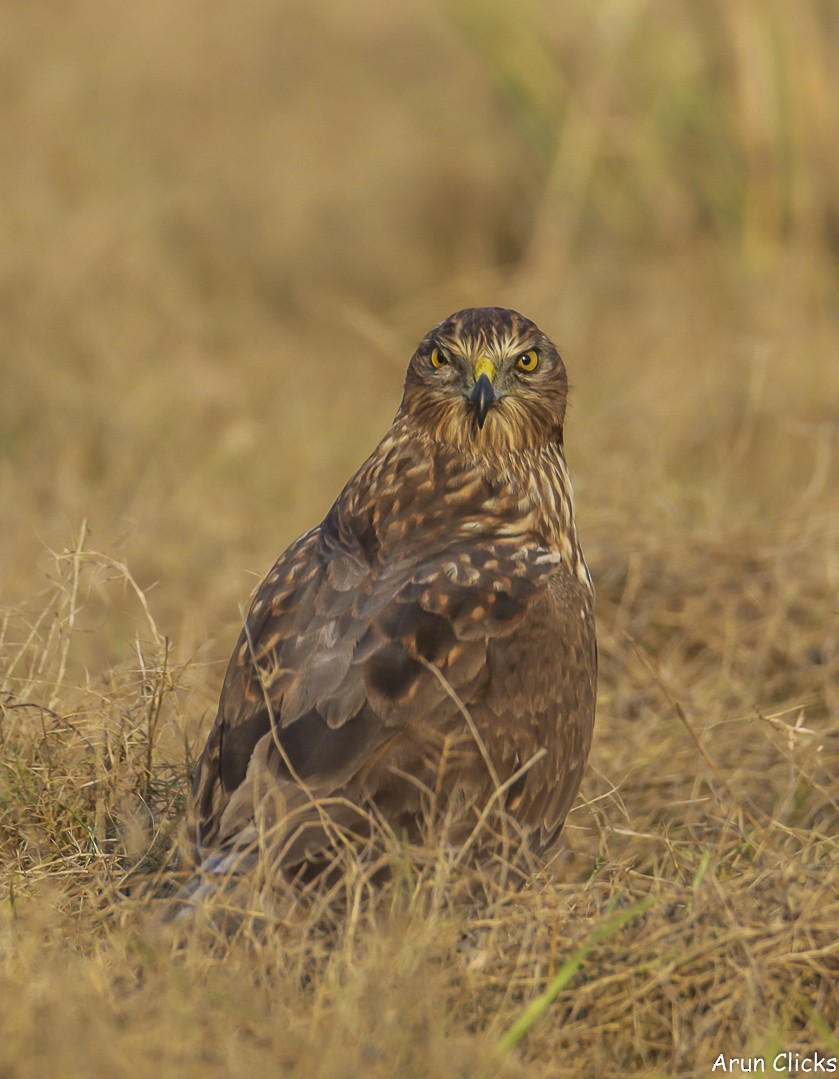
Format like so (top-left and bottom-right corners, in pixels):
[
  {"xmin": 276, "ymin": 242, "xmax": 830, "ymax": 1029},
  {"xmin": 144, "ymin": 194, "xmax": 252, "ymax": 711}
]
[{"xmin": 1, "ymin": 2, "xmax": 838, "ymax": 1076}]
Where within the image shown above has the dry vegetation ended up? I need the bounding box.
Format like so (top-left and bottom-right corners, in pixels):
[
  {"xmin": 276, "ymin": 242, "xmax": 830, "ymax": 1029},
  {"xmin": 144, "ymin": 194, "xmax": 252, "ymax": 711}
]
[{"xmin": 1, "ymin": 2, "xmax": 838, "ymax": 1076}]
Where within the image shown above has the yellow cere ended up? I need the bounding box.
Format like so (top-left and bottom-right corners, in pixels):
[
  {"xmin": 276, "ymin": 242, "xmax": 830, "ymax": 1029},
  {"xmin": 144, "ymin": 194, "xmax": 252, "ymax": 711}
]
[{"xmin": 473, "ymin": 356, "xmax": 497, "ymax": 383}]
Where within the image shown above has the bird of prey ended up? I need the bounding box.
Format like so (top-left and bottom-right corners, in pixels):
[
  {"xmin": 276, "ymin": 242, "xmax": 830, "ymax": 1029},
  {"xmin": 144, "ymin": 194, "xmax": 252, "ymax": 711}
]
[{"xmin": 187, "ymin": 307, "xmax": 596, "ymax": 904}]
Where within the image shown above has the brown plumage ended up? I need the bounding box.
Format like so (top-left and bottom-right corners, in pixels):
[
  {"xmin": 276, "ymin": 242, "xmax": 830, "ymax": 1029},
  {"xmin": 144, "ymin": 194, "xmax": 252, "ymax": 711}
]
[{"xmin": 187, "ymin": 307, "xmax": 596, "ymax": 902}]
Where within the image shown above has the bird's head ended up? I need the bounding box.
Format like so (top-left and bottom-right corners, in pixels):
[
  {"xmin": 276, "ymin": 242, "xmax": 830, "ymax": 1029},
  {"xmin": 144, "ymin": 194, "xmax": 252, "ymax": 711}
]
[{"xmin": 401, "ymin": 307, "xmax": 569, "ymax": 455}]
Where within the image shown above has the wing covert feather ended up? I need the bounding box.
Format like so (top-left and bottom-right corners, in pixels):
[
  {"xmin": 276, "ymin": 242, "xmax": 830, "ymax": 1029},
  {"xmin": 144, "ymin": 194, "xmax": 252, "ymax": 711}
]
[{"xmin": 193, "ymin": 535, "xmax": 571, "ymax": 848}]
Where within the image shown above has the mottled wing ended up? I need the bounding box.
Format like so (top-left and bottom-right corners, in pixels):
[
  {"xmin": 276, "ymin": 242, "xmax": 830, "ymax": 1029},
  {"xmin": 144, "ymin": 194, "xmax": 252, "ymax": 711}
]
[{"xmin": 192, "ymin": 528, "xmax": 580, "ymax": 861}]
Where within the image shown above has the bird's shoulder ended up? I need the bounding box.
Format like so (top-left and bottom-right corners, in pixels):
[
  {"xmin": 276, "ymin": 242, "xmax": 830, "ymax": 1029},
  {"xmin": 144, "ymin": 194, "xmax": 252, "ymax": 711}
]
[
  {"xmin": 193, "ymin": 522, "xmax": 569, "ymax": 819},
  {"xmin": 223, "ymin": 524, "xmax": 568, "ymax": 728}
]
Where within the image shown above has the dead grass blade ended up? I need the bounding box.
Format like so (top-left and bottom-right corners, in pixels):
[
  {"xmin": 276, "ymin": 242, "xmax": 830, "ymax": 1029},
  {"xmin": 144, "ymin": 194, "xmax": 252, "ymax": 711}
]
[{"xmin": 489, "ymin": 896, "xmax": 656, "ymax": 1069}]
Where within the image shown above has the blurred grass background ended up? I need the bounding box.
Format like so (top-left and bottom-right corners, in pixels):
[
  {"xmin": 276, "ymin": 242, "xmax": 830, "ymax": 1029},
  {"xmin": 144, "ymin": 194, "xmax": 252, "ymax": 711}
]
[{"xmin": 0, "ymin": 1, "xmax": 837, "ymax": 1076}]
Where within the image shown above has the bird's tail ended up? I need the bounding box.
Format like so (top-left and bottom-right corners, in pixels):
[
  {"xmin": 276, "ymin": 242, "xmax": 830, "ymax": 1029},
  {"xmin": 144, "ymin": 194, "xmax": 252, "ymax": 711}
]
[{"xmin": 164, "ymin": 845, "xmax": 260, "ymax": 925}]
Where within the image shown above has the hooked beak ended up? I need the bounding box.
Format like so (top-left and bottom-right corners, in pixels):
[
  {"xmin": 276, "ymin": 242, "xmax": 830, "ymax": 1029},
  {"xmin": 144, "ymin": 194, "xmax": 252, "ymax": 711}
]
[{"xmin": 469, "ymin": 357, "xmax": 497, "ymax": 429}]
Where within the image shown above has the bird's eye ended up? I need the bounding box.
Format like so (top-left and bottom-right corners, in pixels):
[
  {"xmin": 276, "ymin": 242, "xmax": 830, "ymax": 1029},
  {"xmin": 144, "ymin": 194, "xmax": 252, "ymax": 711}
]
[
  {"xmin": 431, "ymin": 347, "xmax": 448, "ymax": 369},
  {"xmin": 516, "ymin": 350, "xmax": 539, "ymax": 373}
]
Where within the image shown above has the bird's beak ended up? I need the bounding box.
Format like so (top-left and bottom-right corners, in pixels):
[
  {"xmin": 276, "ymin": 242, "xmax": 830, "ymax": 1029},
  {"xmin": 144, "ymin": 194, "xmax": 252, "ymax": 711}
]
[{"xmin": 469, "ymin": 357, "xmax": 497, "ymax": 429}]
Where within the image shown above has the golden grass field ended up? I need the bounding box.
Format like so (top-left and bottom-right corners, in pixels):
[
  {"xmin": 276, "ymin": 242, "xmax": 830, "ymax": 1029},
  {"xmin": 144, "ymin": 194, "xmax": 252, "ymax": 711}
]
[{"xmin": 1, "ymin": 2, "xmax": 838, "ymax": 1076}]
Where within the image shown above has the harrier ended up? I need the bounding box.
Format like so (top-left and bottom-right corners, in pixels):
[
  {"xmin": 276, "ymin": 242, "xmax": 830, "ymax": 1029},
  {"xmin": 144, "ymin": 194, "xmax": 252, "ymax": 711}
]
[{"xmin": 187, "ymin": 307, "xmax": 596, "ymax": 903}]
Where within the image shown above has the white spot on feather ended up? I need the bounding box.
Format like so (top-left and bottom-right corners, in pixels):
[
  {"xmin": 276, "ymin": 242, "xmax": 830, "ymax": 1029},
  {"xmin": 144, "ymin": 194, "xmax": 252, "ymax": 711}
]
[{"xmin": 534, "ymin": 552, "xmax": 562, "ymax": 565}]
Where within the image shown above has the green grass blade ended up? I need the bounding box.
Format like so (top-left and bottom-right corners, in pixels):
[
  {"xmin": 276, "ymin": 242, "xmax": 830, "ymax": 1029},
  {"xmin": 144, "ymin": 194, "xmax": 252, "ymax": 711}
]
[{"xmin": 491, "ymin": 896, "xmax": 655, "ymax": 1064}]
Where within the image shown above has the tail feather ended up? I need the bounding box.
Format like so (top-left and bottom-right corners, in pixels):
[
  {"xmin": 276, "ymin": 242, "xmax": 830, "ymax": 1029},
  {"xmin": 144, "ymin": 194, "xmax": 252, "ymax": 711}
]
[{"xmin": 164, "ymin": 846, "xmax": 258, "ymax": 923}]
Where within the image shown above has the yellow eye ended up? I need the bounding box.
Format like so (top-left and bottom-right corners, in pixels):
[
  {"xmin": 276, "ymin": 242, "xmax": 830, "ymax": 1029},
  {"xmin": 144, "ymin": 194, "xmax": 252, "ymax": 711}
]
[
  {"xmin": 516, "ymin": 350, "xmax": 539, "ymax": 372},
  {"xmin": 431, "ymin": 347, "xmax": 448, "ymax": 369}
]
